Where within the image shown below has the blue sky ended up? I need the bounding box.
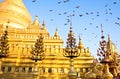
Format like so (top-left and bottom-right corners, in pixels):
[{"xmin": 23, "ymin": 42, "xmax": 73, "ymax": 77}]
[{"xmin": 1, "ymin": 0, "xmax": 120, "ymax": 57}]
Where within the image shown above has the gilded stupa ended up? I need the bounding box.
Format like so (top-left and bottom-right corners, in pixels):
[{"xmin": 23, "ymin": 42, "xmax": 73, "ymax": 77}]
[
  {"xmin": 83, "ymin": 31, "xmax": 120, "ymax": 79},
  {"xmin": 0, "ymin": 0, "xmax": 94, "ymax": 79},
  {"xmin": 0, "ymin": 0, "xmax": 32, "ymax": 29}
]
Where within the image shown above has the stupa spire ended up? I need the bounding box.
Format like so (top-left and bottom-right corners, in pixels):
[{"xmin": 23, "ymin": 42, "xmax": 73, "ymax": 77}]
[
  {"xmin": 68, "ymin": 23, "xmax": 74, "ymax": 37},
  {"xmin": 54, "ymin": 28, "xmax": 59, "ymax": 37},
  {"xmin": 107, "ymin": 34, "xmax": 118, "ymax": 54},
  {"xmin": 42, "ymin": 20, "xmax": 46, "ymax": 29},
  {"xmin": 78, "ymin": 35, "xmax": 84, "ymax": 49},
  {"xmin": 33, "ymin": 15, "xmax": 40, "ymax": 26},
  {"xmin": 107, "ymin": 34, "xmax": 111, "ymax": 52}
]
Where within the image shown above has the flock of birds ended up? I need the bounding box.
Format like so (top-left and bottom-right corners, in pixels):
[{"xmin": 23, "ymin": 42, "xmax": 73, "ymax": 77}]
[
  {"xmin": 47, "ymin": 0, "xmax": 120, "ymax": 27},
  {"xmin": 47, "ymin": 0, "xmax": 120, "ymax": 38},
  {"xmin": 31, "ymin": 0, "xmax": 120, "ymax": 54},
  {"xmin": 31, "ymin": 0, "xmax": 120, "ymax": 27}
]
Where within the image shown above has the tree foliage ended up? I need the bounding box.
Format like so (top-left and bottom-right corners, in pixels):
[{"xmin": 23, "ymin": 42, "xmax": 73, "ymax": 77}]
[
  {"xmin": 0, "ymin": 29, "xmax": 9, "ymax": 58},
  {"xmin": 31, "ymin": 34, "xmax": 44, "ymax": 62}
]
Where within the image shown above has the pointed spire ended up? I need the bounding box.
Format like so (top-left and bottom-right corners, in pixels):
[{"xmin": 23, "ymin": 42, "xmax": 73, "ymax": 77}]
[
  {"xmin": 78, "ymin": 35, "xmax": 84, "ymax": 49},
  {"xmin": 54, "ymin": 28, "xmax": 59, "ymax": 37},
  {"xmin": 107, "ymin": 34, "xmax": 117, "ymax": 53},
  {"xmin": 93, "ymin": 58, "xmax": 98, "ymax": 65},
  {"xmin": 107, "ymin": 34, "xmax": 111, "ymax": 47},
  {"xmin": 42, "ymin": 20, "xmax": 46, "ymax": 29},
  {"xmin": 108, "ymin": 34, "xmax": 111, "ymax": 42},
  {"xmin": 64, "ymin": 22, "xmax": 79, "ymax": 58},
  {"xmin": 68, "ymin": 23, "xmax": 74, "ymax": 37},
  {"xmin": 33, "ymin": 15, "xmax": 40, "ymax": 26},
  {"xmin": 107, "ymin": 34, "xmax": 113, "ymax": 52},
  {"xmin": 101, "ymin": 24, "xmax": 105, "ymax": 39},
  {"xmin": 42, "ymin": 20, "xmax": 45, "ymax": 26}
]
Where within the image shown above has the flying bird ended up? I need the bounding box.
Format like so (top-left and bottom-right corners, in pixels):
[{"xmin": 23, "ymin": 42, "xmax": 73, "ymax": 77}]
[
  {"xmin": 109, "ymin": 8, "xmax": 111, "ymax": 11},
  {"xmin": 32, "ymin": 0, "xmax": 36, "ymax": 2},
  {"xmin": 117, "ymin": 17, "xmax": 120, "ymax": 20},
  {"xmin": 76, "ymin": 5, "xmax": 80, "ymax": 8},
  {"xmin": 96, "ymin": 26, "xmax": 98, "ymax": 28},
  {"xmin": 91, "ymin": 18, "xmax": 94, "ymax": 20},
  {"xmin": 86, "ymin": 12, "xmax": 89, "ymax": 15},
  {"xmin": 89, "ymin": 23, "xmax": 92, "ymax": 25},
  {"xmin": 109, "ymin": 12, "xmax": 112, "ymax": 15},
  {"xmin": 73, "ymin": 14, "xmax": 75, "ymax": 16},
  {"xmin": 106, "ymin": 12, "xmax": 108, "ymax": 14},
  {"xmin": 97, "ymin": 14, "xmax": 99, "ymax": 16},
  {"xmin": 84, "ymin": 28, "xmax": 87, "ymax": 30},
  {"xmin": 64, "ymin": 23, "xmax": 68, "ymax": 25},
  {"xmin": 96, "ymin": 12, "xmax": 99, "ymax": 16},
  {"xmin": 58, "ymin": 13, "xmax": 61, "ymax": 15},
  {"xmin": 90, "ymin": 12, "xmax": 93, "ymax": 15},
  {"xmin": 50, "ymin": 19, "xmax": 54, "ymax": 21},
  {"xmin": 49, "ymin": 10, "xmax": 53, "ymax": 12},
  {"xmin": 58, "ymin": 1, "xmax": 61, "ymax": 4},
  {"xmin": 105, "ymin": 5, "xmax": 108, "ymax": 7},
  {"xmin": 73, "ymin": 10, "xmax": 75, "ymax": 13},
  {"xmin": 64, "ymin": 12, "xmax": 67, "ymax": 14},
  {"xmin": 79, "ymin": 14, "xmax": 83, "ymax": 17},
  {"xmin": 113, "ymin": 2, "xmax": 117, "ymax": 4},
  {"xmin": 63, "ymin": 0, "xmax": 69, "ymax": 3}
]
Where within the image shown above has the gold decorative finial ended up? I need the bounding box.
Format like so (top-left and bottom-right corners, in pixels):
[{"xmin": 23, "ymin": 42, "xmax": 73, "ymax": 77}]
[
  {"xmin": 108, "ymin": 34, "xmax": 110, "ymax": 42},
  {"xmin": 42, "ymin": 20, "xmax": 45, "ymax": 26},
  {"xmin": 68, "ymin": 25, "xmax": 74, "ymax": 37},
  {"xmin": 42, "ymin": 20, "xmax": 46, "ymax": 29},
  {"xmin": 78, "ymin": 35, "xmax": 84, "ymax": 49},
  {"xmin": 107, "ymin": 34, "xmax": 111, "ymax": 52},
  {"xmin": 54, "ymin": 28, "xmax": 59, "ymax": 37},
  {"xmin": 33, "ymin": 15, "xmax": 40, "ymax": 26}
]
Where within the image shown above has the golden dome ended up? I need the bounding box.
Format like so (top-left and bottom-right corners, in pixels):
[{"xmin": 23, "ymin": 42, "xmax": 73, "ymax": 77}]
[{"xmin": 0, "ymin": 0, "xmax": 32, "ymax": 29}]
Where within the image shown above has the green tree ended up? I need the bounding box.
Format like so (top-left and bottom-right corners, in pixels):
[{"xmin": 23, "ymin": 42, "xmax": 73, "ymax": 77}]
[{"xmin": 31, "ymin": 34, "xmax": 44, "ymax": 62}]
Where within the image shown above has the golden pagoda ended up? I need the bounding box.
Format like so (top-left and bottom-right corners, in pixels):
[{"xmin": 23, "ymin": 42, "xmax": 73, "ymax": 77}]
[
  {"xmin": 0, "ymin": 0, "xmax": 93, "ymax": 79},
  {"xmin": 84, "ymin": 30, "xmax": 120, "ymax": 79}
]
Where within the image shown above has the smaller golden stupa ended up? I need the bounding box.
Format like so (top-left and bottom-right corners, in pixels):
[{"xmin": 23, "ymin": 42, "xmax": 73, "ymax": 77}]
[
  {"xmin": 103, "ymin": 64, "xmax": 113, "ymax": 79},
  {"xmin": 84, "ymin": 68, "xmax": 96, "ymax": 79}
]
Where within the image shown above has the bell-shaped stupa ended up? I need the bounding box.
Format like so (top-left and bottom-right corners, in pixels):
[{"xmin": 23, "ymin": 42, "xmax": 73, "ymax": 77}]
[{"xmin": 0, "ymin": 0, "xmax": 32, "ymax": 29}]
